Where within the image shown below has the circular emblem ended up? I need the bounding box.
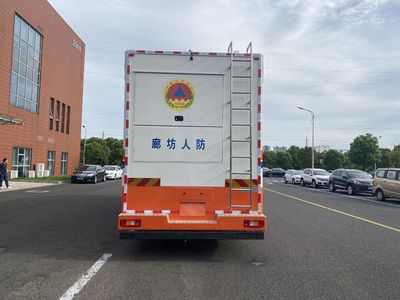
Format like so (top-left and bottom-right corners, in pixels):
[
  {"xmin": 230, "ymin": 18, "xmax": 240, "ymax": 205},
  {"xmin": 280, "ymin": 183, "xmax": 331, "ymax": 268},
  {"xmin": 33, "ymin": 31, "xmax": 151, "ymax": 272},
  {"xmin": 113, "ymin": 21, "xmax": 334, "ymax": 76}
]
[{"xmin": 163, "ymin": 79, "xmax": 195, "ymax": 112}]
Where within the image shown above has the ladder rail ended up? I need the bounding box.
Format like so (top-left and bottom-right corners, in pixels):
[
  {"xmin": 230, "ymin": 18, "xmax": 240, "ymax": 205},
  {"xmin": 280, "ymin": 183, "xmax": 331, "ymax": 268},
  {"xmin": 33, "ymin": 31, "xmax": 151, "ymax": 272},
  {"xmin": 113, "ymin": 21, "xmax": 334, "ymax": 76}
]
[{"xmin": 228, "ymin": 41, "xmax": 254, "ymax": 210}]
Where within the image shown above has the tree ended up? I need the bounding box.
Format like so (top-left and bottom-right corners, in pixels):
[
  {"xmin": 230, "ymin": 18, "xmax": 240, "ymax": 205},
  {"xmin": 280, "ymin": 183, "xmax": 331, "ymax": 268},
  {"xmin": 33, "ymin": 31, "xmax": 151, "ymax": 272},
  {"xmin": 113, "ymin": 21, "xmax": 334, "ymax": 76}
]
[
  {"xmin": 105, "ymin": 138, "xmax": 123, "ymax": 165},
  {"xmin": 275, "ymin": 152, "xmax": 293, "ymax": 170},
  {"xmin": 349, "ymin": 133, "xmax": 380, "ymax": 171},
  {"xmin": 323, "ymin": 150, "xmax": 343, "ymax": 171},
  {"xmin": 378, "ymin": 148, "xmax": 391, "ymax": 168},
  {"xmin": 297, "ymin": 147, "xmax": 312, "ymax": 169},
  {"xmin": 391, "ymin": 145, "xmax": 400, "ymax": 167},
  {"xmin": 263, "ymin": 151, "xmax": 277, "ymax": 168},
  {"xmin": 287, "ymin": 146, "xmax": 301, "ymax": 169}
]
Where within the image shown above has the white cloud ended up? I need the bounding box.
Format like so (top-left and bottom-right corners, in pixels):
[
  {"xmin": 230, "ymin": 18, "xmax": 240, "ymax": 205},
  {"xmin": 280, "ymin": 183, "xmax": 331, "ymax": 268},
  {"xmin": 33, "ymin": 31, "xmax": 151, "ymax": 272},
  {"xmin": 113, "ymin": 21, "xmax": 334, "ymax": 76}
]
[{"xmin": 49, "ymin": 0, "xmax": 400, "ymax": 149}]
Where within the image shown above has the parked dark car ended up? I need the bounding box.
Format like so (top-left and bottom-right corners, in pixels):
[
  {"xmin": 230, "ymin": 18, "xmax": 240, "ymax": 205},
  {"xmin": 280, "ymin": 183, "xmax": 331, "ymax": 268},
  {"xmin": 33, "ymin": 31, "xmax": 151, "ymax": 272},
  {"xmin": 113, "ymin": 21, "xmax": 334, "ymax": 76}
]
[
  {"xmin": 268, "ymin": 168, "xmax": 286, "ymax": 177},
  {"xmin": 71, "ymin": 164, "xmax": 107, "ymax": 184},
  {"xmin": 262, "ymin": 167, "xmax": 270, "ymax": 177},
  {"xmin": 329, "ymin": 169, "xmax": 373, "ymax": 195}
]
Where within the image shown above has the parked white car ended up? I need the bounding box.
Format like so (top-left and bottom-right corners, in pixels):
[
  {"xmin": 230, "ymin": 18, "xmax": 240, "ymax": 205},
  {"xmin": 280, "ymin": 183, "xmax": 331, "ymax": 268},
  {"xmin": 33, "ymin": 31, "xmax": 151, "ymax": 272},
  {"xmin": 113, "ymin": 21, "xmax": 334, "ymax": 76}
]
[
  {"xmin": 104, "ymin": 165, "xmax": 123, "ymax": 180},
  {"xmin": 284, "ymin": 170, "xmax": 303, "ymax": 184},
  {"xmin": 301, "ymin": 168, "xmax": 330, "ymax": 188}
]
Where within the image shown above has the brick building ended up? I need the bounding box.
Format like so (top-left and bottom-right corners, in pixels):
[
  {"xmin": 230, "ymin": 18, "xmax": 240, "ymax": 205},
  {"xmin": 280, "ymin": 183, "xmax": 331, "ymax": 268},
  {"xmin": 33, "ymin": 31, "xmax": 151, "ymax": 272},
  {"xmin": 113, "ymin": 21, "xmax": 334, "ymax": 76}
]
[{"xmin": 0, "ymin": 0, "xmax": 85, "ymax": 177}]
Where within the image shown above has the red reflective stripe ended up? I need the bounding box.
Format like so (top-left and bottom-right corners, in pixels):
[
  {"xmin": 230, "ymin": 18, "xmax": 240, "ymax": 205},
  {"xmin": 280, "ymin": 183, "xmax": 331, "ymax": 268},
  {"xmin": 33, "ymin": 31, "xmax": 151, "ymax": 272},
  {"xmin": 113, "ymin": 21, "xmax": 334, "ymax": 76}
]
[
  {"xmin": 258, "ymin": 157, "xmax": 261, "ymax": 166},
  {"xmin": 172, "ymin": 51, "xmax": 182, "ymax": 55},
  {"xmin": 258, "ymin": 86, "xmax": 261, "ymax": 95},
  {"xmin": 136, "ymin": 210, "xmax": 144, "ymax": 213},
  {"xmin": 125, "ymin": 156, "xmax": 128, "ymax": 166},
  {"xmin": 136, "ymin": 50, "xmax": 145, "ymax": 53},
  {"xmin": 128, "ymin": 53, "xmax": 135, "ymax": 57},
  {"xmin": 125, "ymin": 119, "xmax": 129, "ymax": 129},
  {"xmin": 258, "ymin": 140, "xmax": 261, "ymax": 149},
  {"xmin": 153, "ymin": 210, "xmax": 162, "ymax": 214},
  {"xmin": 154, "ymin": 179, "xmax": 161, "ymax": 186},
  {"xmin": 139, "ymin": 178, "xmax": 151, "ymax": 186},
  {"xmin": 258, "ymin": 122, "xmax": 261, "ymax": 131},
  {"xmin": 257, "ymin": 176, "xmax": 261, "ymax": 185},
  {"xmin": 123, "ymin": 192, "xmax": 127, "ymax": 203},
  {"xmin": 126, "ymin": 65, "xmax": 130, "ymax": 75},
  {"xmin": 124, "ymin": 176, "xmax": 128, "ymax": 184},
  {"xmin": 244, "ymin": 53, "xmax": 251, "ymax": 57},
  {"xmin": 258, "ymin": 104, "xmax": 261, "ymax": 113},
  {"xmin": 208, "ymin": 52, "xmax": 217, "ymax": 56},
  {"xmin": 125, "ymin": 138, "xmax": 128, "ymax": 147},
  {"xmin": 191, "ymin": 51, "xmax": 199, "ymax": 55},
  {"xmin": 155, "ymin": 50, "xmax": 164, "ymax": 54},
  {"xmin": 225, "ymin": 180, "xmax": 230, "ymax": 187},
  {"xmin": 258, "ymin": 193, "xmax": 262, "ymax": 203},
  {"xmin": 125, "ymin": 101, "xmax": 129, "ymax": 110},
  {"xmin": 258, "ymin": 68, "xmax": 261, "ymax": 78},
  {"xmin": 126, "ymin": 83, "xmax": 130, "ymax": 92}
]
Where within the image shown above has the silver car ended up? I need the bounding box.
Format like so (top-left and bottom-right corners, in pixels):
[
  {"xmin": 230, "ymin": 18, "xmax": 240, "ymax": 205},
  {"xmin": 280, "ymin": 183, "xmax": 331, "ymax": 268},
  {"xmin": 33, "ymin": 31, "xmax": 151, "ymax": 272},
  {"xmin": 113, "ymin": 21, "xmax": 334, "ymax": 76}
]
[
  {"xmin": 301, "ymin": 168, "xmax": 330, "ymax": 188},
  {"xmin": 284, "ymin": 170, "xmax": 302, "ymax": 184}
]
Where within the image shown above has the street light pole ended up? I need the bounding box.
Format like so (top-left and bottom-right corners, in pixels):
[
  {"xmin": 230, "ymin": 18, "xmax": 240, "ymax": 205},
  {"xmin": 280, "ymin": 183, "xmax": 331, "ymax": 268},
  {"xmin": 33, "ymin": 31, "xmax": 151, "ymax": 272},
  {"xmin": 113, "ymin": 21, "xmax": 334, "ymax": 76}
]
[
  {"xmin": 298, "ymin": 107, "xmax": 315, "ymax": 169},
  {"xmin": 375, "ymin": 135, "xmax": 382, "ymax": 171},
  {"xmin": 82, "ymin": 125, "xmax": 87, "ymax": 165}
]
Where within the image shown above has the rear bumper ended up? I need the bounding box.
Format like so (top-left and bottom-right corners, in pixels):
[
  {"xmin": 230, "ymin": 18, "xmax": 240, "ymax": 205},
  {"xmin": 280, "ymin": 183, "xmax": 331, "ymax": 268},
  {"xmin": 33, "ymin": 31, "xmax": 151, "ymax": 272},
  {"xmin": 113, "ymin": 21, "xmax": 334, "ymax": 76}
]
[{"xmin": 120, "ymin": 230, "xmax": 264, "ymax": 240}]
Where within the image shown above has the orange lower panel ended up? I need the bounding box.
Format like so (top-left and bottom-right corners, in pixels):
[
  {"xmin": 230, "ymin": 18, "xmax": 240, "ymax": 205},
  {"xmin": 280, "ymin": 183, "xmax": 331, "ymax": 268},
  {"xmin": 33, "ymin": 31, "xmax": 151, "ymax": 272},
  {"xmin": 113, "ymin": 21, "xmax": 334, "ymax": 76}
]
[
  {"xmin": 118, "ymin": 213, "xmax": 267, "ymax": 231},
  {"xmin": 125, "ymin": 186, "xmax": 263, "ymax": 213}
]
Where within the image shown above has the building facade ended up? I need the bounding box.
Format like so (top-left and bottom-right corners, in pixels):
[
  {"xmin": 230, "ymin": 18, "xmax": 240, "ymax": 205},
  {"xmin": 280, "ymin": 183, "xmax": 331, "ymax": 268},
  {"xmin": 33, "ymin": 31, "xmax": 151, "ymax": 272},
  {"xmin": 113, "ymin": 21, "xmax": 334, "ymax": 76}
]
[{"xmin": 0, "ymin": 0, "xmax": 85, "ymax": 176}]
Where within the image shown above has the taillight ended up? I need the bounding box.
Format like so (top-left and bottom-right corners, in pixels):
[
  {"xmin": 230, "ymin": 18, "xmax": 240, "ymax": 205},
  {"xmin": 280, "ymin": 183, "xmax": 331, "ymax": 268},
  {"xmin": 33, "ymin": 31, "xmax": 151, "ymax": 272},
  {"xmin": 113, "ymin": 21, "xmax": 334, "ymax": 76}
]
[
  {"xmin": 120, "ymin": 219, "xmax": 141, "ymax": 227},
  {"xmin": 244, "ymin": 220, "xmax": 264, "ymax": 228}
]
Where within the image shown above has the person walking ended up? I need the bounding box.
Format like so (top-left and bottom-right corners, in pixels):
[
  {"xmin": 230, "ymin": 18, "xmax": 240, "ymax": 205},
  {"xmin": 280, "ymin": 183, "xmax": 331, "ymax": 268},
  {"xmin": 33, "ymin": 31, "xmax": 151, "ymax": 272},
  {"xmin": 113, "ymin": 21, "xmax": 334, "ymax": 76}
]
[{"xmin": 0, "ymin": 158, "xmax": 11, "ymax": 190}]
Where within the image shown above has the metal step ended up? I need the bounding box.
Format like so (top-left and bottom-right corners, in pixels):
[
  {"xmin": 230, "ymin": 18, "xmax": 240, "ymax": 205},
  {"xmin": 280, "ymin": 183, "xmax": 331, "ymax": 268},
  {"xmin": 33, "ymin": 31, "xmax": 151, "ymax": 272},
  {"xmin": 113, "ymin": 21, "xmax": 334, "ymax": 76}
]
[
  {"xmin": 232, "ymin": 139, "xmax": 250, "ymax": 142},
  {"xmin": 231, "ymin": 204, "xmax": 252, "ymax": 208},
  {"xmin": 232, "ymin": 123, "xmax": 251, "ymax": 126},
  {"xmin": 232, "ymin": 172, "xmax": 251, "ymax": 175},
  {"xmin": 232, "ymin": 59, "xmax": 251, "ymax": 62},
  {"xmin": 232, "ymin": 107, "xmax": 251, "ymax": 111},
  {"xmin": 233, "ymin": 75, "xmax": 251, "ymax": 78},
  {"xmin": 231, "ymin": 156, "xmax": 251, "ymax": 159},
  {"xmin": 232, "ymin": 91, "xmax": 251, "ymax": 95},
  {"xmin": 231, "ymin": 188, "xmax": 252, "ymax": 191}
]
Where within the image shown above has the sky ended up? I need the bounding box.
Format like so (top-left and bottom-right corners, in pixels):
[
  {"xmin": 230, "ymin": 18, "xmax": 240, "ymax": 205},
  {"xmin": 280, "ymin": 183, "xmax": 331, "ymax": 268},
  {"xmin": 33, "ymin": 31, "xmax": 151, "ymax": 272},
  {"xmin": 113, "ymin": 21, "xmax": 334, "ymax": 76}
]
[{"xmin": 48, "ymin": 0, "xmax": 400, "ymax": 150}]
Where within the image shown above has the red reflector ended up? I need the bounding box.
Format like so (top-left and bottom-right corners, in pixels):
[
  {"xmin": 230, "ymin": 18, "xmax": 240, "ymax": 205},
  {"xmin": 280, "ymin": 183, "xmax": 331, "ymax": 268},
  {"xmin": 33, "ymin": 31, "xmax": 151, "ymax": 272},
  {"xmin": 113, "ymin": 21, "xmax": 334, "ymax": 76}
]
[
  {"xmin": 244, "ymin": 220, "xmax": 264, "ymax": 228},
  {"xmin": 121, "ymin": 219, "xmax": 141, "ymax": 227}
]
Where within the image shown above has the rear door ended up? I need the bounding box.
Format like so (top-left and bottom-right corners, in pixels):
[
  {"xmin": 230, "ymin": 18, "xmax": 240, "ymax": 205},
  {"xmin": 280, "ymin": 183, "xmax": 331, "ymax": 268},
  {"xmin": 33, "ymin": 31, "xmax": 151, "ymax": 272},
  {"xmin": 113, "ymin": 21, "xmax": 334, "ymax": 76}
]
[{"xmin": 384, "ymin": 170, "xmax": 398, "ymax": 198}]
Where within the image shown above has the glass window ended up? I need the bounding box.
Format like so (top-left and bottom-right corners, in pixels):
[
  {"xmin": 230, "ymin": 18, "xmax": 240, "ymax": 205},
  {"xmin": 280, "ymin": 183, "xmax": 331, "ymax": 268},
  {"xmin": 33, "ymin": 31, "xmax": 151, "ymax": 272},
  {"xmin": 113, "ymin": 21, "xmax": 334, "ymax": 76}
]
[
  {"xmin": 12, "ymin": 147, "xmax": 32, "ymax": 177},
  {"xmin": 47, "ymin": 151, "xmax": 55, "ymax": 176},
  {"xmin": 56, "ymin": 101, "xmax": 60, "ymax": 131},
  {"xmin": 61, "ymin": 152, "xmax": 68, "ymax": 175},
  {"xmin": 49, "ymin": 98, "xmax": 54, "ymax": 130},
  {"xmin": 376, "ymin": 170, "xmax": 385, "ymax": 178},
  {"xmin": 386, "ymin": 171, "xmax": 396, "ymax": 180},
  {"xmin": 9, "ymin": 14, "xmax": 42, "ymax": 113},
  {"xmin": 66, "ymin": 106, "xmax": 71, "ymax": 134},
  {"xmin": 61, "ymin": 103, "xmax": 66, "ymax": 133}
]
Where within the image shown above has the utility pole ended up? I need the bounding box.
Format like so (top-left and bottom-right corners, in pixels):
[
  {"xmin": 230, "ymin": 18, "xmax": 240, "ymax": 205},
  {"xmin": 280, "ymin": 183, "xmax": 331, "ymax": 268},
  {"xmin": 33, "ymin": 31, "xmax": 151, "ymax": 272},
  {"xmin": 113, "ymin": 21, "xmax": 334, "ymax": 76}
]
[
  {"xmin": 298, "ymin": 107, "xmax": 315, "ymax": 169},
  {"xmin": 82, "ymin": 125, "xmax": 87, "ymax": 165},
  {"xmin": 306, "ymin": 137, "xmax": 308, "ymax": 147}
]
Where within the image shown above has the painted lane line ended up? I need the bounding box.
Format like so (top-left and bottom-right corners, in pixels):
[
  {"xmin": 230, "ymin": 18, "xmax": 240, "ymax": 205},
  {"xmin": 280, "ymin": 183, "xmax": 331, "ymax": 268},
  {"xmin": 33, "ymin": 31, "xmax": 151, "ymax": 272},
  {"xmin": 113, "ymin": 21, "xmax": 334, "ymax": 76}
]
[
  {"xmin": 59, "ymin": 253, "xmax": 112, "ymax": 300},
  {"xmin": 303, "ymin": 187, "xmax": 400, "ymax": 208},
  {"xmin": 264, "ymin": 188, "xmax": 400, "ymax": 234}
]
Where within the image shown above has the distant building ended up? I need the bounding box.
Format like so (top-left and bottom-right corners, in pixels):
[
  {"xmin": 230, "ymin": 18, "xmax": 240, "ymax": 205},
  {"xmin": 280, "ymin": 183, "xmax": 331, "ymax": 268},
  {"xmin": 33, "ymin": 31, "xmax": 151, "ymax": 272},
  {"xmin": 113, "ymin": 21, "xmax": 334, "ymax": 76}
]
[
  {"xmin": 315, "ymin": 145, "xmax": 330, "ymax": 153},
  {"xmin": 262, "ymin": 145, "xmax": 270, "ymax": 152},
  {"xmin": 0, "ymin": 0, "xmax": 85, "ymax": 176},
  {"xmin": 273, "ymin": 146, "xmax": 287, "ymax": 153}
]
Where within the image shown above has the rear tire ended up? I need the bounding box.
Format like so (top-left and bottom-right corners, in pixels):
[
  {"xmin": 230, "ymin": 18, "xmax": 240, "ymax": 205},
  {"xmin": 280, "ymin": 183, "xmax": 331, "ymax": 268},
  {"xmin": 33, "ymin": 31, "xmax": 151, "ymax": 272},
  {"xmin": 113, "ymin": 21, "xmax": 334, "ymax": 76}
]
[
  {"xmin": 329, "ymin": 182, "xmax": 336, "ymax": 192},
  {"xmin": 301, "ymin": 178, "xmax": 305, "ymax": 186},
  {"xmin": 376, "ymin": 189, "xmax": 385, "ymax": 201},
  {"xmin": 292, "ymin": 179, "xmax": 295, "ymax": 184}
]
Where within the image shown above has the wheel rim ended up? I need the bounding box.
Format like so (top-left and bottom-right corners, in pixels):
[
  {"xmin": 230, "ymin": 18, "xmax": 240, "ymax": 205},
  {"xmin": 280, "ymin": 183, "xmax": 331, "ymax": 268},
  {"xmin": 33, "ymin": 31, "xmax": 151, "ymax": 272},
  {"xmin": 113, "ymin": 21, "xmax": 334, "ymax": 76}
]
[
  {"xmin": 292, "ymin": 179, "xmax": 295, "ymax": 184},
  {"xmin": 313, "ymin": 181, "xmax": 316, "ymax": 188},
  {"xmin": 95, "ymin": 176, "xmax": 97, "ymax": 183},
  {"xmin": 348, "ymin": 186, "xmax": 352, "ymax": 195},
  {"xmin": 330, "ymin": 183, "xmax": 334, "ymax": 191},
  {"xmin": 377, "ymin": 191, "xmax": 383, "ymax": 200}
]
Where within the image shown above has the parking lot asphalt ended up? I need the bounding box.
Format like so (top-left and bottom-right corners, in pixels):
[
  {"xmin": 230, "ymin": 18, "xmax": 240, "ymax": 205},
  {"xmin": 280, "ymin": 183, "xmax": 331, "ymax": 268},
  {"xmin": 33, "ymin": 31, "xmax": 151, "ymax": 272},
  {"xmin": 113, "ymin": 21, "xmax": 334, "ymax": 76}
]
[{"xmin": 0, "ymin": 178, "xmax": 399, "ymax": 299}]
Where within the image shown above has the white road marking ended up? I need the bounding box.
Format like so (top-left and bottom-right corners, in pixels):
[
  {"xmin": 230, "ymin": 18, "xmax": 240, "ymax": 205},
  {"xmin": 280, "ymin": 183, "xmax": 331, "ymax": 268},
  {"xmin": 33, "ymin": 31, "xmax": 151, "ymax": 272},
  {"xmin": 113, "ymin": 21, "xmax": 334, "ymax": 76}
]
[
  {"xmin": 302, "ymin": 187, "xmax": 400, "ymax": 208},
  {"xmin": 59, "ymin": 253, "xmax": 112, "ymax": 300},
  {"xmin": 25, "ymin": 190, "xmax": 50, "ymax": 193}
]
